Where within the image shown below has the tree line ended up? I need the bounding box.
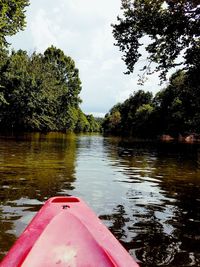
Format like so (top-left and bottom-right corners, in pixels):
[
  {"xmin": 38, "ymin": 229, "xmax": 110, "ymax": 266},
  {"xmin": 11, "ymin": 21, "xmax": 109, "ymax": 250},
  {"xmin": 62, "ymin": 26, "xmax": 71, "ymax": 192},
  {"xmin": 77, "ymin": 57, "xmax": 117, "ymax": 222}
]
[
  {"xmin": 0, "ymin": 47, "xmax": 101, "ymax": 132},
  {"xmin": 103, "ymin": 70, "xmax": 200, "ymax": 138},
  {"xmin": 0, "ymin": 1, "xmax": 101, "ymax": 133}
]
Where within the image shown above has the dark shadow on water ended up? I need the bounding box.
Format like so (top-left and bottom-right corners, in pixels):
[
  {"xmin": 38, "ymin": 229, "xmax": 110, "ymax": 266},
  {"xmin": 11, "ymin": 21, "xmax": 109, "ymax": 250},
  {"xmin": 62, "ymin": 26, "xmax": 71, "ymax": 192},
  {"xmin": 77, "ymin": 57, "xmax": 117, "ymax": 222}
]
[
  {"xmin": 102, "ymin": 138, "xmax": 200, "ymax": 266},
  {"xmin": 0, "ymin": 132, "xmax": 78, "ymax": 258}
]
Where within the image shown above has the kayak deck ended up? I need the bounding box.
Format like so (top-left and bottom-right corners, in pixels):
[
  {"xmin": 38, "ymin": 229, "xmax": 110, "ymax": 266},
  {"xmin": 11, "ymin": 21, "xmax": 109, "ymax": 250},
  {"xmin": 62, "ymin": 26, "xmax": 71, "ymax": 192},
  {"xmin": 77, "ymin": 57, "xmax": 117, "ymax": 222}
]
[{"xmin": 1, "ymin": 196, "xmax": 139, "ymax": 267}]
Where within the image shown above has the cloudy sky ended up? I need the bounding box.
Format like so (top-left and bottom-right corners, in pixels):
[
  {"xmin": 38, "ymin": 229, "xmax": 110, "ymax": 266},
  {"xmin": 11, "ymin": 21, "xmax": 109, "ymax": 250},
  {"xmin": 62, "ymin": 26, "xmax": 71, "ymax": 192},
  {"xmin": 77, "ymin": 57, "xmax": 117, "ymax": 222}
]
[{"xmin": 10, "ymin": 0, "xmax": 163, "ymax": 117}]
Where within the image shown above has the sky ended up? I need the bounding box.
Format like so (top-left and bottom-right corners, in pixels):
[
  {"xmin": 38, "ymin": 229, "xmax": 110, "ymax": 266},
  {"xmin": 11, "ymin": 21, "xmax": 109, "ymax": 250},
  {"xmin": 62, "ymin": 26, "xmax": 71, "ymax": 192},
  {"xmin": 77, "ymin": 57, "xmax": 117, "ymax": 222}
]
[{"xmin": 9, "ymin": 0, "xmax": 164, "ymax": 117}]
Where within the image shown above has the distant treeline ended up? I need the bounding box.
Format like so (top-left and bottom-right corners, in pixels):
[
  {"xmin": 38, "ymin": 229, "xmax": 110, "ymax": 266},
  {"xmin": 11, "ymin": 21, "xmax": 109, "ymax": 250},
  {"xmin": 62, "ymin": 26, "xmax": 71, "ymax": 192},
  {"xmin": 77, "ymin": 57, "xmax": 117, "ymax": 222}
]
[
  {"xmin": 103, "ymin": 70, "xmax": 200, "ymax": 138},
  {"xmin": 0, "ymin": 47, "xmax": 101, "ymax": 132}
]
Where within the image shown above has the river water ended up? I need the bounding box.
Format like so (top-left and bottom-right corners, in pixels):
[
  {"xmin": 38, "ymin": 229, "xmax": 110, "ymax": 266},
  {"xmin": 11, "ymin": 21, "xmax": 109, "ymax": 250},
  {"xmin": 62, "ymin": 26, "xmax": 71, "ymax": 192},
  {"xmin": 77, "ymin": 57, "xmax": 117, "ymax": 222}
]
[{"xmin": 0, "ymin": 133, "xmax": 200, "ymax": 266}]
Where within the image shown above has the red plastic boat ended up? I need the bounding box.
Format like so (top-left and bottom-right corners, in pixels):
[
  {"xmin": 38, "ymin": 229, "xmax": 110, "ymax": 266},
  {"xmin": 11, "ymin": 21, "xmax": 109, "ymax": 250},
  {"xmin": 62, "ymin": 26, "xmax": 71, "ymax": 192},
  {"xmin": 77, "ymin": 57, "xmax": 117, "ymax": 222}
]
[{"xmin": 1, "ymin": 196, "xmax": 139, "ymax": 267}]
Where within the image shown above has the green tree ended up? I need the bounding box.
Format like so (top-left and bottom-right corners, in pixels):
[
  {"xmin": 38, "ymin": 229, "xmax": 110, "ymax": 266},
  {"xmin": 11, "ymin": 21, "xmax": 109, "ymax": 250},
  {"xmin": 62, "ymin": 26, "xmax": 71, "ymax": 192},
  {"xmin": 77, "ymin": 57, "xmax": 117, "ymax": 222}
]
[
  {"xmin": 0, "ymin": 48, "xmax": 9, "ymax": 107},
  {"xmin": 0, "ymin": 47, "xmax": 84, "ymax": 132},
  {"xmin": 44, "ymin": 46, "xmax": 82, "ymax": 107},
  {"xmin": 110, "ymin": 111, "xmax": 121, "ymax": 127},
  {"xmin": 86, "ymin": 115, "xmax": 101, "ymax": 132},
  {"xmin": 43, "ymin": 46, "xmax": 82, "ymax": 130},
  {"xmin": 103, "ymin": 103, "xmax": 122, "ymax": 134},
  {"xmin": 103, "ymin": 90, "xmax": 153, "ymax": 136},
  {"xmin": 0, "ymin": 50, "xmax": 60, "ymax": 130},
  {"xmin": 103, "ymin": 70, "xmax": 200, "ymax": 138},
  {"xmin": 0, "ymin": 0, "xmax": 29, "ymax": 47},
  {"xmin": 75, "ymin": 109, "xmax": 90, "ymax": 132},
  {"xmin": 155, "ymin": 70, "xmax": 200, "ymax": 135},
  {"xmin": 0, "ymin": 49, "xmax": 31, "ymax": 129},
  {"xmin": 120, "ymin": 90, "xmax": 153, "ymax": 134},
  {"xmin": 134, "ymin": 103, "xmax": 155, "ymax": 136},
  {"xmin": 112, "ymin": 0, "xmax": 200, "ymax": 81}
]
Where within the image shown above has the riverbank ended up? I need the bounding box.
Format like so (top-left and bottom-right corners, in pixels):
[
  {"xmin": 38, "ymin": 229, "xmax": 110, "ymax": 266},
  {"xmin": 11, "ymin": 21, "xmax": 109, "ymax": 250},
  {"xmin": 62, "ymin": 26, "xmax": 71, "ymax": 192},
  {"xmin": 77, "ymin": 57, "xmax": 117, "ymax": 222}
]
[{"xmin": 161, "ymin": 134, "xmax": 200, "ymax": 143}]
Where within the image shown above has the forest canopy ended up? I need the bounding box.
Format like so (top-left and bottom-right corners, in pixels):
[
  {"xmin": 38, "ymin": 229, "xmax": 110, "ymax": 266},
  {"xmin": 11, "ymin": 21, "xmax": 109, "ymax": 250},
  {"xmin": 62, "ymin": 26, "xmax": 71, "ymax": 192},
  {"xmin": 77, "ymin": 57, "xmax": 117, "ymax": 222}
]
[
  {"xmin": 0, "ymin": 0, "xmax": 29, "ymax": 48},
  {"xmin": 103, "ymin": 70, "xmax": 200, "ymax": 138},
  {"xmin": 112, "ymin": 0, "xmax": 200, "ymax": 81},
  {"xmin": 0, "ymin": 47, "xmax": 101, "ymax": 132}
]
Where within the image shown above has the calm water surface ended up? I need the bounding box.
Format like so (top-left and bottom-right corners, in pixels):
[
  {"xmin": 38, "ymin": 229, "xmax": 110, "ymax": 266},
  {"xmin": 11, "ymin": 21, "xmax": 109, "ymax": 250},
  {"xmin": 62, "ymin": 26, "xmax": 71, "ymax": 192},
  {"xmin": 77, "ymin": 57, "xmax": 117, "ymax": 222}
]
[{"xmin": 0, "ymin": 133, "xmax": 200, "ymax": 266}]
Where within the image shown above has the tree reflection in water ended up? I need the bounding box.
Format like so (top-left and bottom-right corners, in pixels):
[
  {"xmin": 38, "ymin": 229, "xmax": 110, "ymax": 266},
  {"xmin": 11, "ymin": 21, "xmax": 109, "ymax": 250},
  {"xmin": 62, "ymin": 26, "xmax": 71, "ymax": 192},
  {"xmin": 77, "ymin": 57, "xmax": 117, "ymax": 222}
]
[
  {"xmin": 0, "ymin": 132, "xmax": 77, "ymax": 258},
  {"xmin": 102, "ymin": 139, "xmax": 200, "ymax": 266}
]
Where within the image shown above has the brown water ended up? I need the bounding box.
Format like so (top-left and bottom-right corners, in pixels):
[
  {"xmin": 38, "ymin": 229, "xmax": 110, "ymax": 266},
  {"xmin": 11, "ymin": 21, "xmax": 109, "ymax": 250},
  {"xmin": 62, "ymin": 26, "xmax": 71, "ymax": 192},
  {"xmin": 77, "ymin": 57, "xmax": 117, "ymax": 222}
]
[{"xmin": 0, "ymin": 133, "xmax": 200, "ymax": 266}]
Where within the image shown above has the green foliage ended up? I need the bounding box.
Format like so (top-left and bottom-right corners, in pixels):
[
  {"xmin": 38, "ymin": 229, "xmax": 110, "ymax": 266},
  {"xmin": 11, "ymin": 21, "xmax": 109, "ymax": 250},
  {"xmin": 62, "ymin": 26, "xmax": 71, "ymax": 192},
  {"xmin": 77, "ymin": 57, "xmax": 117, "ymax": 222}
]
[
  {"xmin": 112, "ymin": 0, "xmax": 200, "ymax": 81},
  {"xmin": 103, "ymin": 90, "xmax": 155, "ymax": 136},
  {"xmin": 0, "ymin": 0, "xmax": 29, "ymax": 47},
  {"xmin": 103, "ymin": 70, "xmax": 200, "ymax": 137},
  {"xmin": 75, "ymin": 109, "xmax": 89, "ymax": 132},
  {"xmin": 103, "ymin": 111, "xmax": 121, "ymax": 134},
  {"xmin": 86, "ymin": 115, "xmax": 102, "ymax": 132},
  {"xmin": 0, "ymin": 47, "xmax": 100, "ymax": 133},
  {"xmin": 156, "ymin": 69, "xmax": 200, "ymax": 135},
  {"xmin": 44, "ymin": 46, "xmax": 82, "ymax": 108}
]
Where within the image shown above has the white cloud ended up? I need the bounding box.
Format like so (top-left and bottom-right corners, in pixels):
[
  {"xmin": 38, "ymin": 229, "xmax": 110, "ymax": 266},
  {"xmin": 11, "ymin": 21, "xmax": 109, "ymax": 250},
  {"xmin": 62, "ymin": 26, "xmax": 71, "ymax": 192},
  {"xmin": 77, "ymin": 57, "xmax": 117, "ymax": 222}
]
[
  {"xmin": 63, "ymin": 0, "xmax": 121, "ymax": 22},
  {"xmin": 87, "ymin": 112, "xmax": 105, "ymax": 118},
  {"xmin": 101, "ymin": 58, "xmax": 122, "ymax": 71},
  {"xmin": 30, "ymin": 9, "xmax": 58, "ymax": 51}
]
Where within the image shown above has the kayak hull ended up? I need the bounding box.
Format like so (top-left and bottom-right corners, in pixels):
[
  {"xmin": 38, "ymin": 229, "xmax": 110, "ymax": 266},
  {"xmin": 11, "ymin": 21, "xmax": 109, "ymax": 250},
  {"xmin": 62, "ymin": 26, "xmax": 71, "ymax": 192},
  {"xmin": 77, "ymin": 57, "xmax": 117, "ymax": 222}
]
[{"xmin": 1, "ymin": 196, "xmax": 139, "ymax": 267}]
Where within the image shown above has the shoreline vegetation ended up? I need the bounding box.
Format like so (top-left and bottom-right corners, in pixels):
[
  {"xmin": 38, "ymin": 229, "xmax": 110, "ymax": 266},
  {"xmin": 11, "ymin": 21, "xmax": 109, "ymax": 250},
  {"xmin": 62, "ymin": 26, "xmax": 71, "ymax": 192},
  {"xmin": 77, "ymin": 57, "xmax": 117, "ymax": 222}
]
[
  {"xmin": 0, "ymin": 47, "xmax": 102, "ymax": 133},
  {"xmin": 102, "ymin": 71, "xmax": 200, "ymax": 141},
  {"xmin": 0, "ymin": 1, "xmax": 199, "ymax": 139}
]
